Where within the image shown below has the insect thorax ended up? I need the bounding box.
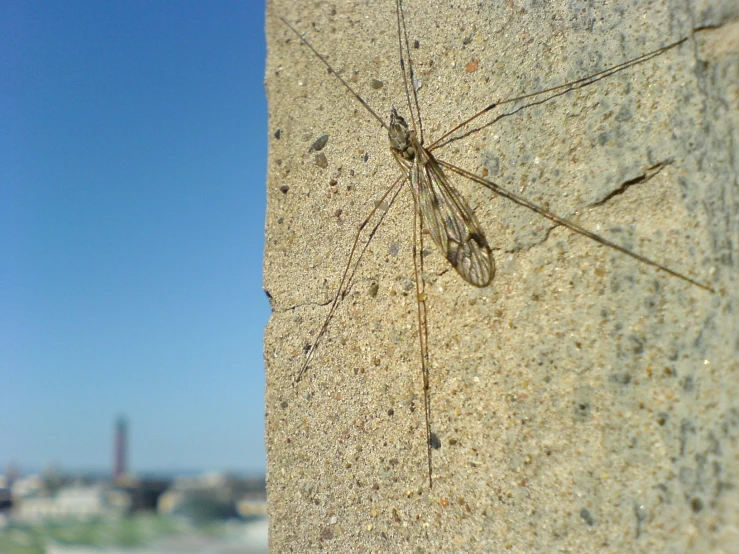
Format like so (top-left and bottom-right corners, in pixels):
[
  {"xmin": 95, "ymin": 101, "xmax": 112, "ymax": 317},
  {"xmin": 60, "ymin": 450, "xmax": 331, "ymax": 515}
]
[{"xmin": 389, "ymin": 107, "xmax": 417, "ymax": 161}]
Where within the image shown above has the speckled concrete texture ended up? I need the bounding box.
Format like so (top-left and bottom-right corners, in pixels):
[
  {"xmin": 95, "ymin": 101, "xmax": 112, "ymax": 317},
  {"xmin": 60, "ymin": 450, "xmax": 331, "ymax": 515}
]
[{"xmin": 264, "ymin": 1, "xmax": 738, "ymax": 551}]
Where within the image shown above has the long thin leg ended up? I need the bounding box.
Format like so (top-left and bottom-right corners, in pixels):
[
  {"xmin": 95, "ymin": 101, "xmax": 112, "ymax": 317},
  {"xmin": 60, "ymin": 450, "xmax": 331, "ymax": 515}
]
[
  {"xmin": 296, "ymin": 176, "xmax": 406, "ymax": 383},
  {"xmin": 431, "ymin": 37, "xmax": 689, "ymax": 149},
  {"xmin": 411, "ymin": 176, "xmax": 433, "ymax": 487},
  {"xmin": 279, "ymin": 16, "xmax": 387, "ymax": 130},
  {"xmin": 395, "ymin": 0, "xmax": 424, "ymax": 143},
  {"xmin": 438, "ymin": 159, "xmax": 714, "ymax": 292}
]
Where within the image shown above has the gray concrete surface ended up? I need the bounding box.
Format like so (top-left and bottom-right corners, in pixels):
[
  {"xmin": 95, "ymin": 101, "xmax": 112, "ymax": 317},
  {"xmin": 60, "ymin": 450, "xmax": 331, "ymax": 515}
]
[{"xmin": 264, "ymin": 0, "xmax": 738, "ymax": 551}]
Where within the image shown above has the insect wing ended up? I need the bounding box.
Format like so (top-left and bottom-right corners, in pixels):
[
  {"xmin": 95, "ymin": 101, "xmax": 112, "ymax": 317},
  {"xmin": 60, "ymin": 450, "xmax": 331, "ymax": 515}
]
[{"xmin": 412, "ymin": 148, "xmax": 494, "ymax": 287}]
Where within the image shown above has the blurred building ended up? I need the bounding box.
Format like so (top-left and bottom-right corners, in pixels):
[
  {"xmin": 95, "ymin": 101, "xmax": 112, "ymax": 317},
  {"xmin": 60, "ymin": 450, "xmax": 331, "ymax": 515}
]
[
  {"xmin": 13, "ymin": 484, "xmax": 131, "ymax": 521},
  {"xmin": 158, "ymin": 472, "xmax": 266, "ymax": 521},
  {"xmin": 113, "ymin": 416, "xmax": 128, "ymax": 481}
]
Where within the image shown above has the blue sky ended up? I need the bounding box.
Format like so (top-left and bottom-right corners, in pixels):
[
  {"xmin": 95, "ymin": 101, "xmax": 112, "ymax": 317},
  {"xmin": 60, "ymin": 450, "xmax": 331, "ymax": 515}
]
[{"xmin": 1, "ymin": 1, "xmax": 269, "ymax": 475}]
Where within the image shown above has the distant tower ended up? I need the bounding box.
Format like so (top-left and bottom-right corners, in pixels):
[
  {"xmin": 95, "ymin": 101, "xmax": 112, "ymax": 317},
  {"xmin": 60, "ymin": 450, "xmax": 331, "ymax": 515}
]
[{"xmin": 113, "ymin": 416, "xmax": 128, "ymax": 481}]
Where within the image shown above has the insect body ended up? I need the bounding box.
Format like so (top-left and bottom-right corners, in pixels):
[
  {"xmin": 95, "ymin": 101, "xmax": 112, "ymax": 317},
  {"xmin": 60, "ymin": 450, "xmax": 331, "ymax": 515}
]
[{"xmin": 389, "ymin": 108, "xmax": 494, "ymax": 287}]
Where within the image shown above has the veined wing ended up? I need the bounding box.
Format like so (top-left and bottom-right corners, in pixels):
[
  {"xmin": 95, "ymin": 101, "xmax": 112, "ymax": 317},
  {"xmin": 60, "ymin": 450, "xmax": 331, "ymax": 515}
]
[{"xmin": 410, "ymin": 146, "xmax": 494, "ymax": 287}]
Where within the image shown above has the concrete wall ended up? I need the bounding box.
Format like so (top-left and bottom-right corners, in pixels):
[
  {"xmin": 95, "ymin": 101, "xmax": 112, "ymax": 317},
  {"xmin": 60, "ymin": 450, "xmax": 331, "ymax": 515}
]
[{"xmin": 264, "ymin": 0, "xmax": 738, "ymax": 551}]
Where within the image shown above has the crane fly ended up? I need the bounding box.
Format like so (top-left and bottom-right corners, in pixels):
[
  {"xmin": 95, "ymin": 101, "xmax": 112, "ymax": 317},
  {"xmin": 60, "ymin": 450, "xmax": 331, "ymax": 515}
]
[{"xmin": 279, "ymin": 0, "xmax": 714, "ymax": 488}]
